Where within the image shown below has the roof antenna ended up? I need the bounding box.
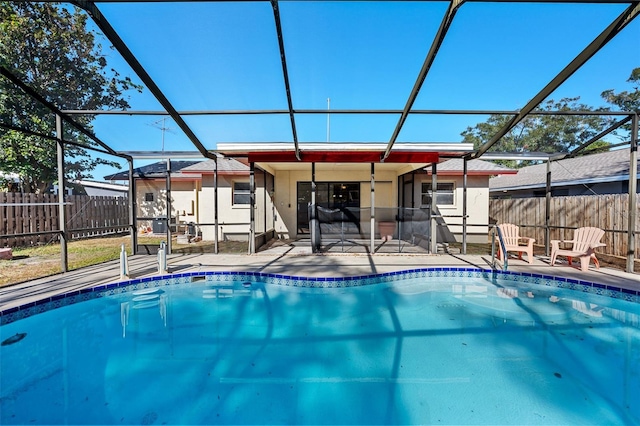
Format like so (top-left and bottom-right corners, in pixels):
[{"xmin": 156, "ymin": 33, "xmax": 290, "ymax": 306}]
[
  {"xmin": 326, "ymin": 97, "xmax": 331, "ymax": 143},
  {"xmin": 148, "ymin": 117, "xmax": 175, "ymax": 151}
]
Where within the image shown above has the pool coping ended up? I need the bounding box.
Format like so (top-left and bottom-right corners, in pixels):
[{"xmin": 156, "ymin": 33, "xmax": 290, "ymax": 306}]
[{"xmin": 2, "ymin": 267, "xmax": 638, "ymax": 326}]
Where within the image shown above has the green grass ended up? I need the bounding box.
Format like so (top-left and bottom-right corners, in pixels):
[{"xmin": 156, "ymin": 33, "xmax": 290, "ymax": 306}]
[{"xmin": 0, "ymin": 235, "xmax": 249, "ymax": 287}]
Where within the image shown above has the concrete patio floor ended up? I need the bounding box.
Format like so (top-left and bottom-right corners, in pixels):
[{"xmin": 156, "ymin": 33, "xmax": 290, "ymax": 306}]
[{"xmin": 1, "ymin": 238, "xmax": 639, "ymax": 313}]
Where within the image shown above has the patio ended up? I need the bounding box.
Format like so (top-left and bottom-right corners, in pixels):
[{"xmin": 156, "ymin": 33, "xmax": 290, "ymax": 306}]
[{"xmin": 1, "ymin": 246, "xmax": 639, "ymax": 313}]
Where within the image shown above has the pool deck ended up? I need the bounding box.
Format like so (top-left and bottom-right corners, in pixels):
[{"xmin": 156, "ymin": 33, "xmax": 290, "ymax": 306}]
[{"xmin": 1, "ymin": 244, "xmax": 639, "ymax": 312}]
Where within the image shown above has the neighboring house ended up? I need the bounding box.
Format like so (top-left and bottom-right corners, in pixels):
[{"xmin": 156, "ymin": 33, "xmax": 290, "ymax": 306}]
[
  {"xmin": 74, "ymin": 180, "xmax": 128, "ymax": 197},
  {"xmin": 104, "ymin": 158, "xmax": 250, "ymax": 240},
  {"xmin": 490, "ymin": 149, "xmax": 640, "ymax": 198}
]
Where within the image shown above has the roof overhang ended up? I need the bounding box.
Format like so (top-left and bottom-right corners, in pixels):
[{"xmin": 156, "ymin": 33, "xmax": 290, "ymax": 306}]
[
  {"xmin": 118, "ymin": 151, "xmax": 211, "ymax": 160},
  {"xmin": 217, "ymin": 142, "xmax": 474, "ymax": 164},
  {"xmin": 479, "ymin": 152, "xmax": 556, "ymax": 162}
]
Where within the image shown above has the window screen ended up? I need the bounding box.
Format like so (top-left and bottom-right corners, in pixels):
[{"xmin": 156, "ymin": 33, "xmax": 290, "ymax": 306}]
[
  {"xmin": 421, "ymin": 182, "xmax": 455, "ymax": 206},
  {"xmin": 233, "ymin": 182, "xmax": 251, "ymax": 205}
]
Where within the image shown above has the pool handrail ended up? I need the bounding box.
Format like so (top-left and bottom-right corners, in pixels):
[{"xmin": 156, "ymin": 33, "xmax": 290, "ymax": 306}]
[{"xmin": 491, "ymin": 225, "xmax": 508, "ymax": 271}]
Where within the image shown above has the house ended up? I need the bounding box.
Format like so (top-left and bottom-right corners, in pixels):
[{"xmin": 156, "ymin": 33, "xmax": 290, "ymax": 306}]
[
  {"xmin": 104, "ymin": 145, "xmax": 515, "ymax": 247},
  {"xmin": 216, "ymin": 143, "xmax": 515, "ymax": 245},
  {"xmin": 489, "ymin": 149, "xmax": 640, "ymax": 198}
]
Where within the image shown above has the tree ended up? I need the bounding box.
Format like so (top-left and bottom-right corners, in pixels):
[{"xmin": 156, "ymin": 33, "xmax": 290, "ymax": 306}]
[
  {"xmin": 460, "ymin": 97, "xmax": 608, "ymax": 168},
  {"xmin": 601, "ymin": 67, "xmax": 640, "ymax": 112},
  {"xmin": 601, "ymin": 67, "xmax": 640, "ymax": 140},
  {"xmin": 0, "ymin": 2, "xmax": 141, "ymax": 193}
]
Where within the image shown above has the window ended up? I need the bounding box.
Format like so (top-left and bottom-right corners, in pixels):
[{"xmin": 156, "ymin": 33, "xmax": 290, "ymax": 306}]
[
  {"xmin": 233, "ymin": 182, "xmax": 251, "ymax": 205},
  {"xmin": 144, "ymin": 192, "xmax": 154, "ymax": 202},
  {"xmin": 421, "ymin": 182, "xmax": 455, "ymax": 206}
]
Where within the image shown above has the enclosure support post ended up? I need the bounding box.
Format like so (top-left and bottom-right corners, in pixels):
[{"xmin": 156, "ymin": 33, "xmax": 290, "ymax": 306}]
[
  {"xmin": 462, "ymin": 157, "xmax": 468, "ymax": 255},
  {"xmin": 263, "ymin": 169, "xmax": 268, "ymax": 235},
  {"xmin": 214, "ymin": 156, "xmax": 219, "ymax": 254},
  {"xmin": 545, "ymin": 159, "xmax": 552, "ymax": 257},
  {"xmin": 411, "ymin": 171, "xmax": 415, "ymax": 208},
  {"xmin": 165, "ymin": 159, "xmax": 172, "ymax": 255},
  {"xmin": 56, "ymin": 114, "xmax": 68, "ymax": 272},
  {"xmin": 627, "ymin": 114, "xmax": 638, "ymax": 273},
  {"xmin": 311, "ymin": 163, "xmax": 317, "ymax": 252},
  {"xmin": 399, "ymin": 175, "xmax": 404, "ymax": 208},
  {"xmin": 370, "ymin": 163, "xmax": 375, "ymax": 254},
  {"xmin": 431, "ymin": 163, "xmax": 438, "ymax": 254},
  {"xmin": 128, "ymin": 159, "xmax": 137, "ymax": 255},
  {"xmin": 249, "ymin": 162, "xmax": 255, "ymax": 254}
]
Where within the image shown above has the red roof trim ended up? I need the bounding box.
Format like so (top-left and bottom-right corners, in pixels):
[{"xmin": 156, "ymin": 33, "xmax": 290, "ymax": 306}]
[{"xmin": 248, "ymin": 151, "xmax": 439, "ymax": 163}]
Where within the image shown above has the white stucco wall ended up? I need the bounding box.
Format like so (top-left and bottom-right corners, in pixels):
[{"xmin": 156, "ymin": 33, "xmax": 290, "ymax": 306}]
[
  {"xmin": 198, "ymin": 175, "xmax": 251, "ymax": 241},
  {"xmin": 413, "ymin": 174, "xmax": 489, "ymax": 243},
  {"xmin": 135, "ymin": 179, "xmax": 199, "ymax": 234},
  {"xmin": 133, "ymin": 169, "xmax": 490, "ymax": 244}
]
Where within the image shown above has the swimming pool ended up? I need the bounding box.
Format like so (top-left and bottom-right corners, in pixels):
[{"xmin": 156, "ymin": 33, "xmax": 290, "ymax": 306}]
[{"xmin": 1, "ymin": 268, "xmax": 639, "ymax": 424}]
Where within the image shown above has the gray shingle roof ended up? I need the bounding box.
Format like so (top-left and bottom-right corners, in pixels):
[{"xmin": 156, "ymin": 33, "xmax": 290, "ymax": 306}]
[
  {"xmin": 103, "ymin": 160, "xmax": 201, "ymax": 181},
  {"xmin": 104, "ymin": 158, "xmax": 250, "ymax": 181},
  {"xmin": 489, "ymin": 149, "xmax": 638, "ymax": 191},
  {"xmin": 180, "ymin": 158, "xmax": 249, "ymax": 173},
  {"xmin": 434, "ymin": 158, "xmax": 517, "ymax": 174}
]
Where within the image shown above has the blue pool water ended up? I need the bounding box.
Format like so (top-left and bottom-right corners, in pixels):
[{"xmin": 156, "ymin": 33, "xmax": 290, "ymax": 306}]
[{"xmin": 1, "ymin": 269, "xmax": 639, "ymax": 425}]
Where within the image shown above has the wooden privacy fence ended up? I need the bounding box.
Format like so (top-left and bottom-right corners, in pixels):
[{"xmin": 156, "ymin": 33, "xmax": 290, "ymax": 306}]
[
  {"xmin": 490, "ymin": 194, "xmax": 640, "ymax": 259},
  {"xmin": 0, "ymin": 193, "xmax": 129, "ymax": 247}
]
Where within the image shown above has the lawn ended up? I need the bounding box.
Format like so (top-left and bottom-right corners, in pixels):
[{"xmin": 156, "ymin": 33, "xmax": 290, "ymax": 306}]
[{"xmin": 0, "ymin": 235, "xmax": 248, "ymax": 287}]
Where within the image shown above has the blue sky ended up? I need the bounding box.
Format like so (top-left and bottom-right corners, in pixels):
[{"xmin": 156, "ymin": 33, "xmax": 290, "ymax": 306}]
[{"xmin": 83, "ymin": 1, "xmax": 639, "ymax": 181}]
